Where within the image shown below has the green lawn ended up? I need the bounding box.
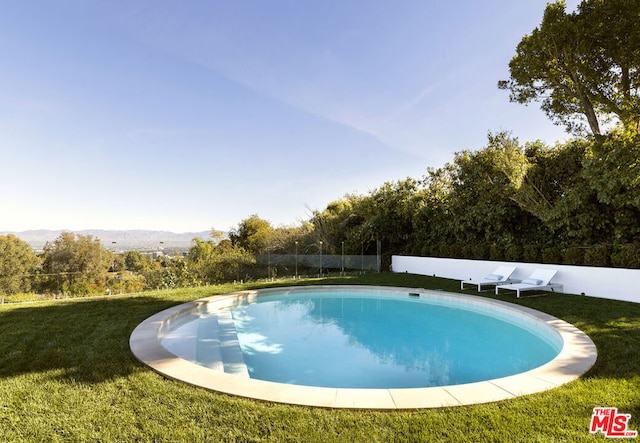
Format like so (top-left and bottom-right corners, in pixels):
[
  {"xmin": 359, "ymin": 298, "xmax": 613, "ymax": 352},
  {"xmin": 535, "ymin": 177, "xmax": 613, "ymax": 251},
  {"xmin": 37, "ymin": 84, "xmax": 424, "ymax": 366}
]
[{"xmin": 1, "ymin": 273, "xmax": 638, "ymax": 442}]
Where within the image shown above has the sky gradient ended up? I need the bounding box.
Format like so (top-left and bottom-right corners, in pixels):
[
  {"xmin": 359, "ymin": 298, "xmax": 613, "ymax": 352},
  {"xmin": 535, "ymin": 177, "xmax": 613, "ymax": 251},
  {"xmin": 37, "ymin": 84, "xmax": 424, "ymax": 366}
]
[{"xmin": 1, "ymin": 1, "xmax": 579, "ymax": 233}]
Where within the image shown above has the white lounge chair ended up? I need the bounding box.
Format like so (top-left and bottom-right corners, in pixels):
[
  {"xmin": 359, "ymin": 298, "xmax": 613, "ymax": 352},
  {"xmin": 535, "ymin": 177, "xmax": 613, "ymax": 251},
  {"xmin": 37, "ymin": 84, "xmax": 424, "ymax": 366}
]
[
  {"xmin": 460, "ymin": 266, "xmax": 516, "ymax": 291},
  {"xmin": 495, "ymin": 269, "xmax": 562, "ymax": 298}
]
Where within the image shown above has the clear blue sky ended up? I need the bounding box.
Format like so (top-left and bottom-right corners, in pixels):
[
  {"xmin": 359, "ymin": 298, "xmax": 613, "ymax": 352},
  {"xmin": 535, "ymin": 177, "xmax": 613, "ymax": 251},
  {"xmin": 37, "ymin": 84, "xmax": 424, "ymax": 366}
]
[{"xmin": 1, "ymin": 1, "xmax": 579, "ymax": 233}]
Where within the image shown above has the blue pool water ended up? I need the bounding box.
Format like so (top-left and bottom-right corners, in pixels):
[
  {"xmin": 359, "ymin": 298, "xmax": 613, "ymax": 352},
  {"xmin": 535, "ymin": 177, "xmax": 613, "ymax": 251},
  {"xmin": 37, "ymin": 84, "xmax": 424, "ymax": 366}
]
[{"xmin": 161, "ymin": 289, "xmax": 562, "ymax": 389}]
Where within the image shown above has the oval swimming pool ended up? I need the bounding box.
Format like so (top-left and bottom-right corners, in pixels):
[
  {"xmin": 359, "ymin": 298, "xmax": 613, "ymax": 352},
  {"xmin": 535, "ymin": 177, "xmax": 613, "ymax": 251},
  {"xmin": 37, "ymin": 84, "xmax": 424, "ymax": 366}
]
[
  {"xmin": 162, "ymin": 289, "xmax": 560, "ymax": 388},
  {"xmin": 130, "ymin": 285, "xmax": 597, "ymax": 408}
]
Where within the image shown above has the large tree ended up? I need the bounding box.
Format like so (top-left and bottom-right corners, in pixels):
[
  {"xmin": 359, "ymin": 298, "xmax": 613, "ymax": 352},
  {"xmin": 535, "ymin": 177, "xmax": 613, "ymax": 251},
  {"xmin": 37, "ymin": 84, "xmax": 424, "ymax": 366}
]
[
  {"xmin": 499, "ymin": 0, "xmax": 640, "ymax": 136},
  {"xmin": 232, "ymin": 215, "xmax": 274, "ymax": 254},
  {"xmin": 123, "ymin": 250, "xmax": 153, "ymax": 273},
  {"xmin": 42, "ymin": 232, "xmax": 111, "ymax": 295},
  {"xmin": 358, "ymin": 179, "xmax": 426, "ymax": 258},
  {"xmin": 446, "ymin": 132, "xmax": 538, "ymax": 246},
  {"xmin": 309, "ymin": 194, "xmax": 365, "ymax": 255},
  {"xmin": 0, "ymin": 235, "xmax": 39, "ymax": 295},
  {"xmin": 581, "ymin": 132, "xmax": 640, "ymax": 243},
  {"xmin": 513, "ymin": 138, "xmax": 612, "ymax": 245}
]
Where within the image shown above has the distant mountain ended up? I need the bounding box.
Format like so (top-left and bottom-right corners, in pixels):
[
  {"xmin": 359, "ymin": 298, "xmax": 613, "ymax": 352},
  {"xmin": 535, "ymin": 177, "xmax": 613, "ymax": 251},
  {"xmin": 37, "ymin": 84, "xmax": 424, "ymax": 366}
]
[{"xmin": 1, "ymin": 229, "xmax": 214, "ymax": 250}]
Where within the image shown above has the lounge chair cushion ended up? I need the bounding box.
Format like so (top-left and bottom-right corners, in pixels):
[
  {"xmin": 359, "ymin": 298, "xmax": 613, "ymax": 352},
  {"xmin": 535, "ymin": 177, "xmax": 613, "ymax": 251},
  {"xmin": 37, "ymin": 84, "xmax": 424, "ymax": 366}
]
[
  {"xmin": 485, "ymin": 274, "xmax": 503, "ymax": 281},
  {"xmin": 521, "ymin": 278, "xmax": 543, "ymax": 285}
]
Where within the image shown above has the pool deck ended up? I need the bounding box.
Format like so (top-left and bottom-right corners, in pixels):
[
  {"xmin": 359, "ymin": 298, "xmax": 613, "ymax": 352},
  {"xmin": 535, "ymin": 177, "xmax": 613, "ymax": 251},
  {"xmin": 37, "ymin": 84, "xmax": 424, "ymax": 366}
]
[{"xmin": 129, "ymin": 285, "xmax": 597, "ymax": 409}]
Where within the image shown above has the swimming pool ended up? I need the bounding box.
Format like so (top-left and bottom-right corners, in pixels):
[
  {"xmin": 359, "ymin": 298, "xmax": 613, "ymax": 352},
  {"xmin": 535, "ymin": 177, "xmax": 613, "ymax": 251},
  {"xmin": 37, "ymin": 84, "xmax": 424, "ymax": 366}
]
[{"xmin": 130, "ymin": 285, "xmax": 597, "ymax": 409}]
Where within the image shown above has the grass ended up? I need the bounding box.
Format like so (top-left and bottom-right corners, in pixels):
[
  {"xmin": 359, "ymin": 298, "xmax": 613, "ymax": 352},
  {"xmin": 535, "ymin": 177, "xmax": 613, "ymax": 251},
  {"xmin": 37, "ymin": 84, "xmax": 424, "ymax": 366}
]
[{"xmin": 1, "ymin": 273, "xmax": 639, "ymax": 442}]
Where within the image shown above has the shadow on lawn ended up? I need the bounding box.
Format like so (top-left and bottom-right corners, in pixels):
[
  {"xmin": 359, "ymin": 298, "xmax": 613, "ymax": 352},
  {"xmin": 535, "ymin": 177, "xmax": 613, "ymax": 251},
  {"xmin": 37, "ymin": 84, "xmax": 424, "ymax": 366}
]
[{"xmin": 0, "ymin": 295, "xmax": 182, "ymax": 384}]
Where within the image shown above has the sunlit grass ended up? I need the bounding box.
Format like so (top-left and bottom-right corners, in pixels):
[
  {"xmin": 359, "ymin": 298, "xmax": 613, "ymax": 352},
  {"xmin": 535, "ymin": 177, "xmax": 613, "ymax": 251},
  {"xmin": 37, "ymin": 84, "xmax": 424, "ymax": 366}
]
[{"xmin": 1, "ymin": 273, "xmax": 639, "ymax": 442}]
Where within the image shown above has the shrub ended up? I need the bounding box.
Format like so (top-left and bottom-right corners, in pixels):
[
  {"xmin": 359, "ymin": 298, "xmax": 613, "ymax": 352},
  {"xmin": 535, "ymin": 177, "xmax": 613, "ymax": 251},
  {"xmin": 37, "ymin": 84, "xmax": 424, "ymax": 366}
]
[
  {"xmin": 523, "ymin": 244, "xmax": 541, "ymax": 263},
  {"xmin": 504, "ymin": 245, "xmax": 523, "ymax": 262},
  {"xmin": 455, "ymin": 243, "xmax": 469, "ymax": 259},
  {"xmin": 541, "ymin": 247, "xmax": 563, "ymax": 264},
  {"xmin": 611, "ymin": 244, "xmax": 640, "ymax": 269},
  {"xmin": 471, "ymin": 244, "xmax": 489, "ymax": 260},
  {"xmin": 563, "ymin": 247, "xmax": 585, "ymax": 265},
  {"xmin": 584, "ymin": 244, "xmax": 611, "ymax": 267},
  {"xmin": 2, "ymin": 292, "xmax": 39, "ymax": 303},
  {"xmin": 460, "ymin": 244, "xmax": 474, "ymax": 259},
  {"xmin": 437, "ymin": 244, "xmax": 453, "ymax": 258},
  {"xmin": 489, "ymin": 245, "xmax": 505, "ymax": 261},
  {"xmin": 107, "ymin": 272, "xmax": 146, "ymax": 294},
  {"xmin": 426, "ymin": 245, "xmax": 438, "ymax": 257},
  {"xmin": 440, "ymin": 243, "xmax": 466, "ymax": 259}
]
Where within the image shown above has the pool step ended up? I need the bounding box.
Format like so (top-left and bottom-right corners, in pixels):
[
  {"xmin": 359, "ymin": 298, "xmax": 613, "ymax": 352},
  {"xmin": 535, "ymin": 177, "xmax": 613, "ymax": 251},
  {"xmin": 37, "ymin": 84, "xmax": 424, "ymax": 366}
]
[
  {"xmin": 195, "ymin": 315, "xmax": 224, "ymax": 372},
  {"xmin": 216, "ymin": 310, "xmax": 250, "ymax": 377},
  {"xmin": 160, "ymin": 311, "xmax": 249, "ymax": 377}
]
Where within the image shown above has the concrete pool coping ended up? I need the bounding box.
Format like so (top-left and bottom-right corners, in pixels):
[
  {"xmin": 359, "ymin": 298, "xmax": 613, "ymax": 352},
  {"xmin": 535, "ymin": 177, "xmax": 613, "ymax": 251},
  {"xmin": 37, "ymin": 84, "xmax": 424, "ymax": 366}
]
[{"xmin": 129, "ymin": 285, "xmax": 597, "ymax": 409}]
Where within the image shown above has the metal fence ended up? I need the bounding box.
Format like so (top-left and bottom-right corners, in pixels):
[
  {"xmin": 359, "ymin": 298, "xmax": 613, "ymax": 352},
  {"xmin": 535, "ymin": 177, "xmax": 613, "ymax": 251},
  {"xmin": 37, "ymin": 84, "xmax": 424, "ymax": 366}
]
[{"xmin": 255, "ymin": 254, "xmax": 380, "ymax": 274}]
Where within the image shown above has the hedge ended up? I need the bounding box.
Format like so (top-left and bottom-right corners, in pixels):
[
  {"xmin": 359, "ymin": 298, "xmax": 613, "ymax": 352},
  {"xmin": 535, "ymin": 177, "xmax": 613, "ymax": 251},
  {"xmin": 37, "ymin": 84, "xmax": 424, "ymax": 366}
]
[{"xmin": 427, "ymin": 243, "xmax": 640, "ymax": 269}]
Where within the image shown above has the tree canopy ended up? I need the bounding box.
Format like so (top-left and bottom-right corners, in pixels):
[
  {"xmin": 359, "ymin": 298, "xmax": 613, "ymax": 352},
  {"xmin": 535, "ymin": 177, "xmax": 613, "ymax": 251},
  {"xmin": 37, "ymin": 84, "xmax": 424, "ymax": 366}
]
[
  {"xmin": 231, "ymin": 215, "xmax": 274, "ymax": 254},
  {"xmin": 0, "ymin": 235, "xmax": 39, "ymax": 295},
  {"xmin": 499, "ymin": 0, "xmax": 640, "ymax": 136},
  {"xmin": 41, "ymin": 232, "xmax": 112, "ymax": 295}
]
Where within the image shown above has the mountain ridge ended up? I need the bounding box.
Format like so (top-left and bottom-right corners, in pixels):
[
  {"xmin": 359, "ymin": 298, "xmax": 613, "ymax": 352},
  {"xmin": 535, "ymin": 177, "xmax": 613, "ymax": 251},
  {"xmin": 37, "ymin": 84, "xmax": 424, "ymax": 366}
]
[{"xmin": 1, "ymin": 229, "xmax": 214, "ymax": 250}]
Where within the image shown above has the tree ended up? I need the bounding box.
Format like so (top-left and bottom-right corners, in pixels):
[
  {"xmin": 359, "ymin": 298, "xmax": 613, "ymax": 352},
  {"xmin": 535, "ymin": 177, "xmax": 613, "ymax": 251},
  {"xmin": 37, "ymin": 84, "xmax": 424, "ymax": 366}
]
[
  {"xmin": 499, "ymin": 0, "xmax": 640, "ymax": 136},
  {"xmin": 267, "ymin": 223, "xmax": 315, "ymax": 254},
  {"xmin": 309, "ymin": 195, "xmax": 365, "ymax": 254},
  {"xmin": 42, "ymin": 232, "xmax": 111, "ymax": 295},
  {"xmin": 578, "ymin": 0, "xmax": 640, "ymax": 134},
  {"xmin": 359, "ymin": 179, "xmax": 426, "ymax": 260},
  {"xmin": 309, "ymin": 183, "xmax": 427, "ymax": 263},
  {"xmin": 514, "ymin": 138, "xmax": 611, "ymax": 245},
  {"xmin": 409, "ymin": 164, "xmax": 457, "ymax": 255},
  {"xmin": 446, "ymin": 132, "xmax": 536, "ymax": 246},
  {"xmin": 581, "ymin": 131, "xmax": 640, "ymax": 243},
  {"xmin": 0, "ymin": 235, "xmax": 39, "ymax": 295},
  {"xmin": 123, "ymin": 250, "xmax": 153, "ymax": 273},
  {"xmin": 188, "ymin": 235, "xmax": 255, "ymax": 283},
  {"xmin": 233, "ymin": 215, "xmax": 274, "ymax": 254},
  {"xmin": 156, "ymin": 256, "xmax": 199, "ymax": 289}
]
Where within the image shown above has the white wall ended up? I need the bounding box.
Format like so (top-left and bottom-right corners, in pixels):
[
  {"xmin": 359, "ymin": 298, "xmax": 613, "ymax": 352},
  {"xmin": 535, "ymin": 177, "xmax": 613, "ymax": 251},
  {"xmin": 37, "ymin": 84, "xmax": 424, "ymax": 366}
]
[{"xmin": 391, "ymin": 255, "xmax": 640, "ymax": 303}]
